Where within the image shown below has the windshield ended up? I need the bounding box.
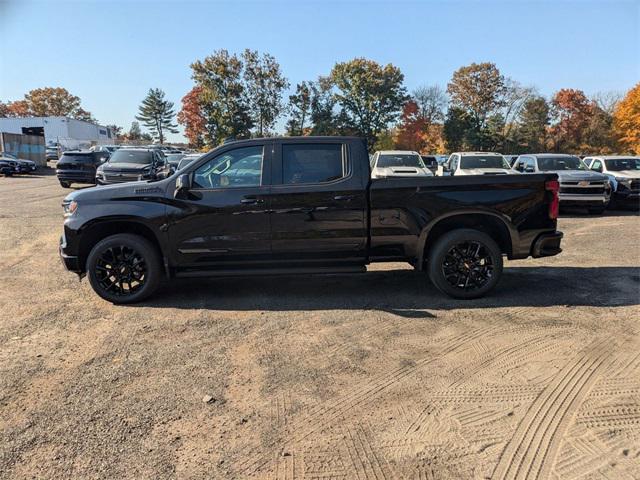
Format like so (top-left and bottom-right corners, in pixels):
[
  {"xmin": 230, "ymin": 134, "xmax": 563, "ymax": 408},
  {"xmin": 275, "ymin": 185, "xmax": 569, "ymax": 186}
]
[
  {"xmin": 377, "ymin": 154, "xmax": 425, "ymax": 168},
  {"xmin": 108, "ymin": 150, "xmax": 153, "ymax": 165},
  {"xmin": 60, "ymin": 153, "xmax": 95, "ymax": 163},
  {"xmin": 604, "ymin": 158, "xmax": 640, "ymax": 171},
  {"xmin": 460, "ymin": 155, "xmax": 509, "ymax": 169},
  {"xmin": 537, "ymin": 156, "xmax": 585, "ymax": 171}
]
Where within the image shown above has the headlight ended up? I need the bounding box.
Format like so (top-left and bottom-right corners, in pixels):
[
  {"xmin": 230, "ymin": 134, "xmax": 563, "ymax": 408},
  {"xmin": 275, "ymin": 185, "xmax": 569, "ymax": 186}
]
[
  {"xmin": 615, "ymin": 177, "xmax": 631, "ymax": 186},
  {"xmin": 63, "ymin": 200, "xmax": 78, "ymax": 217}
]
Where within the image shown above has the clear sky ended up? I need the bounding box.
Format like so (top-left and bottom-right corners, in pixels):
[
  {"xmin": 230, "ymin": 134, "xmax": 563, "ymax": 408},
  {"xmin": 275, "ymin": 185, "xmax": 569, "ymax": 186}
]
[{"xmin": 1, "ymin": 0, "xmax": 638, "ymax": 142}]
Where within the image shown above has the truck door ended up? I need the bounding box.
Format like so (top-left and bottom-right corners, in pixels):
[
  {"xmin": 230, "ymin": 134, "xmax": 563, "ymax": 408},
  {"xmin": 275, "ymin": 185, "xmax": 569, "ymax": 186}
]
[
  {"xmin": 269, "ymin": 140, "xmax": 368, "ymax": 265},
  {"xmin": 169, "ymin": 142, "xmax": 272, "ymax": 269}
]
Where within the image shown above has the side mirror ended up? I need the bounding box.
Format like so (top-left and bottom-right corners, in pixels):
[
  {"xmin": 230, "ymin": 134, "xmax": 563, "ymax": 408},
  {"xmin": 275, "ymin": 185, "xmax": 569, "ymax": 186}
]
[
  {"xmin": 591, "ymin": 166, "xmax": 602, "ymax": 173},
  {"xmin": 525, "ymin": 166, "xmax": 535, "ymax": 173},
  {"xmin": 175, "ymin": 173, "xmax": 192, "ymax": 197}
]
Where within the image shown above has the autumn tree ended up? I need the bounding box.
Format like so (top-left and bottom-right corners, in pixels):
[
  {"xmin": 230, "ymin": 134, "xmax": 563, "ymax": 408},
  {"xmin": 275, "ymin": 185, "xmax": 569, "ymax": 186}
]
[
  {"xmin": 177, "ymin": 86, "xmax": 207, "ymax": 148},
  {"xmin": 286, "ymin": 82, "xmax": 312, "ymax": 136},
  {"xmin": 447, "ymin": 62, "xmax": 506, "ymax": 149},
  {"xmin": 242, "ymin": 49, "xmax": 289, "ymax": 136},
  {"xmin": 105, "ymin": 124, "xmax": 123, "ymax": 141},
  {"xmin": 1, "ymin": 88, "xmax": 95, "ymax": 121},
  {"xmin": 394, "ymin": 100, "xmax": 428, "ymax": 151},
  {"xmin": 128, "ymin": 121, "xmax": 143, "ymax": 140},
  {"xmin": 135, "ymin": 88, "xmax": 178, "ymax": 144},
  {"xmin": 191, "ymin": 49, "xmax": 254, "ymax": 146},
  {"xmin": 330, "ymin": 58, "xmax": 407, "ymax": 150},
  {"xmin": 613, "ymin": 83, "xmax": 640, "ymax": 154},
  {"xmin": 548, "ymin": 88, "xmax": 594, "ymax": 152},
  {"xmin": 412, "ymin": 85, "xmax": 447, "ymax": 124}
]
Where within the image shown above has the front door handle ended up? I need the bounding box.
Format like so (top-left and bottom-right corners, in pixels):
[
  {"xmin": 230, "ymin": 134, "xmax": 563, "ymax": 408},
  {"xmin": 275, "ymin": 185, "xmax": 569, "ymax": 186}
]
[
  {"xmin": 240, "ymin": 197, "xmax": 263, "ymax": 205},
  {"xmin": 333, "ymin": 194, "xmax": 356, "ymax": 201}
]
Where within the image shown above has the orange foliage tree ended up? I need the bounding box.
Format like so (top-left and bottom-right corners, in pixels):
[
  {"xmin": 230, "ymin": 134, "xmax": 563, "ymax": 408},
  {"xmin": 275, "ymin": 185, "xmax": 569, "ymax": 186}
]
[
  {"xmin": 177, "ymin": 87, "xmax": 207, "ymax": 149},
  {"xmin": 613, "ymin": 83, "xmax": 640, "ymax": 154}
]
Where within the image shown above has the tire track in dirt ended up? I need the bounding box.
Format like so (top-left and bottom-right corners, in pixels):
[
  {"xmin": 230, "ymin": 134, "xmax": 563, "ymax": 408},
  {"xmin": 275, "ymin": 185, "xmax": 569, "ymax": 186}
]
[
  {"xmin": 237, "ymin": 324, "xmax": 503, "ymax": 476},
  {"xmin": 491, "ymin": 339, "xmax": 613, "ymax": 480}
]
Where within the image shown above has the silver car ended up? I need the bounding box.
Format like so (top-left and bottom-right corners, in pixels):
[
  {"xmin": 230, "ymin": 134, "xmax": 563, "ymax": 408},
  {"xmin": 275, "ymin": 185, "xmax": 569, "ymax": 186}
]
[{"xmin": 513, "ymin": 154, "xmax": 610, "ymax": 213}]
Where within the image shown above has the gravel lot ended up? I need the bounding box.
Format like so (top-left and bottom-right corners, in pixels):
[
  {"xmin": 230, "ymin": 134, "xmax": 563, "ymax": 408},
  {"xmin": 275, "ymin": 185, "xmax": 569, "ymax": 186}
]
[{"xmin": 1, "ymin": 169, "xmax": 639, "ymax": 480}]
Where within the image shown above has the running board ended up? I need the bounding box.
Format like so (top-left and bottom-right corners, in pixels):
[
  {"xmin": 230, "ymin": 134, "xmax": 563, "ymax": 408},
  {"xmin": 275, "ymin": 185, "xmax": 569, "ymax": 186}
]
[{"xmin": 175, "ymin": 265, "xmax": 367, "ymax": 278}]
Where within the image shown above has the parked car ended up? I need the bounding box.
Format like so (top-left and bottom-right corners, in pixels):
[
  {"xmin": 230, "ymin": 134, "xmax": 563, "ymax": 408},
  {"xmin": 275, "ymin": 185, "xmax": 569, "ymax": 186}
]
[
  {"xmin": 95, "ymin": 148, "xmax": 171, "ymax": 185},
  {"xmin": 370, "ymin": 150, "xmax": 434, "ymax": 178},
  {"xmin": 420, "ymin": 155, "xmax": 440, "ymax": 174},
  {"xmin": 56, "ymin": 151, "xmax": 107, "ymax": 188},
  {"xmin": 165, "ymin": 153, "xmax": 186, "ymax": 170},
  {"xmin": 91, "ymin": 145, "xmax": 120, "ymax": 155},
  {"xmin": 513, "ymin": 154, "xmax": 610, "ymax": 213},
  {"xmin": 0, "ymin": 158, "xmax": 17, "ymax": 176},
  {"xmin": 46, "ymin": 147, "xmax": 59, "ymax": 161},
  {"xmin": 583, "ymin": 156, "xmax": 640, "ymax": 208},
  {"xmin": 2, "ymin": 153, "xmax": 37, "ymax": 173},
  {"xmin": 177, "ymin": 153, "xmax": 202, "ymax": 170},
  {"xmin": 59, "ymin": 136, "xmax": 563, "ymax": 304},
  {"xmin": 444, "ymin": 152, "xmax": 515, "ymax": 176}
]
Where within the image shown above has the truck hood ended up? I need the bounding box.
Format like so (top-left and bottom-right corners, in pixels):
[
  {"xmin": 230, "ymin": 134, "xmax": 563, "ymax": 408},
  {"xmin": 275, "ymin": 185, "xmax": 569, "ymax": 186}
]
[
  {"xmin": 609, "ymin": 170, "xmax": 640, "ymax": 179},
  {"xmin": 100, "ymin": 162, "xmax": 151, "ymax": 172},
  {"xmin": 372, "ymin": 166, "xmax": 433, "ymax": 178},
  {"xmin": 545, "ymin": 170, "xmax": 607, "ymax": 182},
  {"xmin": 457, "ymin": 168, "xmax": 515, "ymax": 175},
  {"xmin": 64, "ymin": 179, "xmax": 169, "ymax": 203}
]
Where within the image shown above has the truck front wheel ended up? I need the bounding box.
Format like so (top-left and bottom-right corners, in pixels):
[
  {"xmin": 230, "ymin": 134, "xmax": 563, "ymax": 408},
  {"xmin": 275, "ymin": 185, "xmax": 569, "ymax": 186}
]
[
  {"xmin": 86, "ymin": 233, "xmax": 162, "ymax": 304},
  {"xmin": 427, "ymin": 229, "xmax": 503, "ymax": 299}
]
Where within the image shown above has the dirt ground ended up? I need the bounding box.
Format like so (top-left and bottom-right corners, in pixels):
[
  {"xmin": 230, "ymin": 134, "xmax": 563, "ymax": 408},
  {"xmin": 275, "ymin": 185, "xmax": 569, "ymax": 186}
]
[{"xmin": 1, "ymin": 168, "xmax": 639, "ymax": 480}]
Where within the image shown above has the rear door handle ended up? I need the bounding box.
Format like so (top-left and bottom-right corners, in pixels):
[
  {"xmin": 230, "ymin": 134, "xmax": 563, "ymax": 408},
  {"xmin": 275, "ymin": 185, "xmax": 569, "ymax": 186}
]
[
  {"xmin": 240, "ymin": 197, "xmax": 263, "ymax": 205},
  {"xmin": 333, "ymin": 194, "xmax": 356, "ymax": 201}
]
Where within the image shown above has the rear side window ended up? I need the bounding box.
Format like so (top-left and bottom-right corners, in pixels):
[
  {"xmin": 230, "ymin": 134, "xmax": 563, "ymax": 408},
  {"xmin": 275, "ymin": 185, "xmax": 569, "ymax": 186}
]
[{"xmin": 282, "ymin": 144, "xmax": 344, "ymax": 184}]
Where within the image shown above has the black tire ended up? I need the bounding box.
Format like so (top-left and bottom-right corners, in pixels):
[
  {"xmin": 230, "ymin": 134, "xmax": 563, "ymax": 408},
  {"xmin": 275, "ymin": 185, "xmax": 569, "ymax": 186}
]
[
  {"xmin": 588, "ymin": 207, "xmax": 606, "ymax": 215},
  {"xmin": 59, "ymin": 181, "xmax": 71, "ymax": 188},
  {"xmin": 427, "ymin": 229, "xmax": 503, "ymax": 299},
  {"xmin": 86, "ymin": 233, "xmax": 162, "ymax": 304}
]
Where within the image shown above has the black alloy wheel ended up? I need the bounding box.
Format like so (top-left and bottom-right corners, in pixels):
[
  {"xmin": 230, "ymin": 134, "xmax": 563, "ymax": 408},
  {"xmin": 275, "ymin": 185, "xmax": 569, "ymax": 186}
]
[
  {"xmin": 441, "ymin": 241, "xmax": 494, "ymax": 292},
  {"xmin": 94, "ymin": 245, "xmax": 147, "ymax": 297},
  {"xmin": 428, "ymin": 229, "xmax": 503, "ymax": 299},
  {"xmin": 86, "ymin": 233, "xmax": 161, "ymax": 304}
]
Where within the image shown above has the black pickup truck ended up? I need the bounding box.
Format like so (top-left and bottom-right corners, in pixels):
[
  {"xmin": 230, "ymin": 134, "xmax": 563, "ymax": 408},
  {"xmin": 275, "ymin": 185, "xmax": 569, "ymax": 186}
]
[{"xmin": 59, "ymin": 136, "xmax": 563, "ymax": 304}]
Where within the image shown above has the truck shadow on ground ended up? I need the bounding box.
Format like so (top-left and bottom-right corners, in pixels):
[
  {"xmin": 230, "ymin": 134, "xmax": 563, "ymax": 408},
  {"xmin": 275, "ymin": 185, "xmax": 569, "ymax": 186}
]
[{"xmin": 138, "ymin": 266, "xmax": 640, "ymax": 317}]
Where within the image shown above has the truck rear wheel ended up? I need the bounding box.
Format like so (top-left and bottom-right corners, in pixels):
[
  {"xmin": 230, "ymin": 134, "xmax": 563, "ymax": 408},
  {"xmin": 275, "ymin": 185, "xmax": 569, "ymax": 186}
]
[
  {"xmin": 59, "ymin": 181, "xmax": 71, "ymax": 188},
  {"xmin": 86, "ymin": 233, "xmax": 162, "ymax": 304},
  {"xmin": 427, "ymin": 229, "xmax": 503, "ymax": 299}
]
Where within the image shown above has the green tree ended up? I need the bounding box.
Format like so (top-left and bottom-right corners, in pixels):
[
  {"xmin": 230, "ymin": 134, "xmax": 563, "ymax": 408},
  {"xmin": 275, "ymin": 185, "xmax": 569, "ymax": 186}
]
[
  {"xmin": 518, "ymin": 96, "xmax": 550, "ymax": 152},
  {"xmin": 128, "ymin": 121, "xmax": 142, "ymax": 140},
  {"xmin": 309, "ymin": 76, "xmax": 340, "ymax": 135},
  {"xmin": 242, "ymin": 49, "xmax": 289, "ymax": 136},
  {"xmin": 191, "ymin": 50, "xmax": 253, "ymax": 146},
  {"xmin": 135, "ymin": 88, "xmax": 178, "ymax": 144},
  {"xmin": 330, "ymin": 58, "xmax": 407, "ymax": 150},
  {"xmin": 447, "ymin": 62, "xmax": 506, "ymax": 149},
  {"xmin": 286, "ymin": 82, "xmax": 312, "ymax": 136},
  {"xmin": 443, "ymin": 107, "xmax": 473, "ymax": 151}
]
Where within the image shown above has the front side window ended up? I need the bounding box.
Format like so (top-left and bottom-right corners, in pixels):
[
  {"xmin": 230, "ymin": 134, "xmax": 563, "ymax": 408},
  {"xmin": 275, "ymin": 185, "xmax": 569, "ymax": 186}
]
[
  {"xmin": 604, "ymin": 158, "xmax": 640, "ymax": 171},
  {"xmin": 282, "ymin": 144, "xmax": 344, "ymax": 184},
  {"xmin": 537, "ymin": 156, "xmax": 585, "ymax": 171},
  {"xmin": 591, "ymin": 160, "xmax": 602, "ymax": 172},
  {"xmin": 193, "ymin": 146, "xmax": 263, "ymax": 189}
]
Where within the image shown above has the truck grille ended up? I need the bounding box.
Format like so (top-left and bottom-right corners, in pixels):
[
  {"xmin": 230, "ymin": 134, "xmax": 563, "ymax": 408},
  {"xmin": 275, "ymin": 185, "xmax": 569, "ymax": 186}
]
[
  {"xmin": 560, "ymin": 180, "xmax": 606, "ymax": 195},
  {"xmin": 103, "ymin": 173, "xmax": 140, "ymax": 183}
]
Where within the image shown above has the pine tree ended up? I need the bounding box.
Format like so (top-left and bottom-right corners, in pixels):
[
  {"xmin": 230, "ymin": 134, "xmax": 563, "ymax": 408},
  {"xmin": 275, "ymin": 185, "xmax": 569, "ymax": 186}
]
[{"xmin": 135, "ymin": 88, "xmax": 178, "ymax": 144}]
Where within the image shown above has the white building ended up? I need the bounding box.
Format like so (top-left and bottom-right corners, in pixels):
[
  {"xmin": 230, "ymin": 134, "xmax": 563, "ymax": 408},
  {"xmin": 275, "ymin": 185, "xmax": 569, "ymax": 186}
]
[{"xmin": 0, "ymin": 116, "xmax": 115, "ymax": 150}]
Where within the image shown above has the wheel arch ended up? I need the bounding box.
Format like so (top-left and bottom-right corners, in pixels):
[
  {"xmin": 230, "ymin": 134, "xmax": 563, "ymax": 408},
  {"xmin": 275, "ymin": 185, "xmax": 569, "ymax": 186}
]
[
  {"xmin": 77, "ymin": 218, "xmax": 166, "ymax": 275},
  {"xmin": 416, "ymin": 211, "xmax": 516, "ymax": 270}
]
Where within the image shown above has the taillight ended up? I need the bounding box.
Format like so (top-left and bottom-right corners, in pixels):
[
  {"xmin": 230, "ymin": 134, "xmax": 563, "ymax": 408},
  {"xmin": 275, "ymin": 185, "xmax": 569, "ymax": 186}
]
[{"xmin": 545, "ymin": 179, "xmax": 559, "ymax": 220}]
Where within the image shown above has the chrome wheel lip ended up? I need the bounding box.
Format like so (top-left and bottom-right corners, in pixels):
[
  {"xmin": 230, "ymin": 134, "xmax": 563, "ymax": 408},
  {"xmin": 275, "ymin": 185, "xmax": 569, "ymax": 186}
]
[
  {"xmin": 441, "ymin": 240, "xmax": 494, "ymax": 291},
  {"xmin": 94, "ymin": 245, "xmax": 147, "ymax": 296}
]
